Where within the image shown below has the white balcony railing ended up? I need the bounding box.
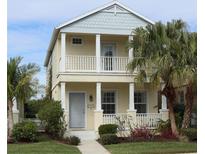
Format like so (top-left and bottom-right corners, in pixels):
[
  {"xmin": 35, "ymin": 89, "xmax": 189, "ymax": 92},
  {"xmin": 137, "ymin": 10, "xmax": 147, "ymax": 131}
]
[
  {"xmin": 100, "ymin": 56, "xmax": 129, "ymax": 72},
  {"xmin": 103, "ymin": 113, "xmax": 162, "ymax": 129},
  {"xmin": 65, "ymin": 55, "xmax": 129, "ymax": 72},
  {"xmin": 66, "ymin": 55, "xmax": 96, "ymax": 72}
]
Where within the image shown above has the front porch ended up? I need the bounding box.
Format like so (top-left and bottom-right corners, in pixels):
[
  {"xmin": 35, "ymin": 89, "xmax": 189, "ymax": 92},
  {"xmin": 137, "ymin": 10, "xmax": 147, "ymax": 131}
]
[{"xmin": 56, "ymin": 82, "xmax": 169, "ymax": 135}]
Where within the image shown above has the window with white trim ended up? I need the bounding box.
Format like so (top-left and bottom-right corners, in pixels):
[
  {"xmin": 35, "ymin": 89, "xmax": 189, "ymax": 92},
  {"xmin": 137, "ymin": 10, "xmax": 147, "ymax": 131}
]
[
  {"xmin": 72, "ymin": 37, "xmax": 83, "ymax": 45},
  {"xmin": 102, "ymin": 91, "xmax": 116, "ymax": 114},
  {"xmin": 134, "ymin": 91, "xmax": 147, "ymax": 113}
]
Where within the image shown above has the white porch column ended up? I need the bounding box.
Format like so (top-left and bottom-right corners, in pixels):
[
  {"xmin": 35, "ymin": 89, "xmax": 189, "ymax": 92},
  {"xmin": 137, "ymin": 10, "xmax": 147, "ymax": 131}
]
[
  {"xmin": 96, "ymin": 82, "xmax": 102, "ymax": 111},
  {"xmin": 160, "ymin": 84, "xmax": 168, "ymax": 110},
  {"xmin": 127, "ymin": 83, "xmax": 136, "ymax": 127},
  {"xmin": 161, "ymin": 95, "xmax": 168, "ymax": 110},
  {"xmin": 128, "ymin": 35, "xmax": 134, "ymax": 61},
  {"xmin": 94, "ymin": 82, "xmax": 103, "ymax": 132},
  {"xmin": 96, "ymin": 34, "xmax": 101, "ymax": 72},
  {"xmin": 128, "ymin": 83, "xmax": 135, "ymax": 111},
  {"xmin": 12, "ymin": 98, "xmax": 19, "ymax": 124},
  {"xmin": 159, "ymin": 84, "xmax": 169, "ymax": 121},
  {"xmin": 61, "ymin": 33, "xmax": 66, "ymax": 72},
  {"xmin": 60, "ymin": 82, "xmax": 66, "ymax": 109},
  {"xmin": 12, "ymin": 98, "xmax": 18, "ymax": 112}
]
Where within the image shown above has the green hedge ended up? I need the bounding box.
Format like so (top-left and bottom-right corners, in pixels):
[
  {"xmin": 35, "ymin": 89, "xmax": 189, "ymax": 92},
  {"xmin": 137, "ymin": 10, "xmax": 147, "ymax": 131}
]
[
  {"xmin": 12, "ymin": 121, "xmax": 38, "ymax": 142},
  {"xmin": 181, "ymin": 128, "xmax": 197, "ymax": 141},
  {"xmin": 100, "ymin": 134, "xmax": 119, "ymax": 145},
  {"xmin": 98, "ymin": 124, "xmax": 118, "ymax": 136}
]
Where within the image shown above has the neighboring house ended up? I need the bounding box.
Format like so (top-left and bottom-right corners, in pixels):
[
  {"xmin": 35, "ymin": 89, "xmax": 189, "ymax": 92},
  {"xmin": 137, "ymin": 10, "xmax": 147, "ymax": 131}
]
[{"xmin": 44, "ymin": 1, "xmax": 169, "ymax": 140}]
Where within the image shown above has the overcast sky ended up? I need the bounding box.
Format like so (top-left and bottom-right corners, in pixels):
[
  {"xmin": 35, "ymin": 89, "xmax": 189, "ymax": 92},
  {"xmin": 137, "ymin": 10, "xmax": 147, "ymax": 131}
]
[{"xmin": 8, "ymin": 0, "xmax": 197, "ymax": 87}]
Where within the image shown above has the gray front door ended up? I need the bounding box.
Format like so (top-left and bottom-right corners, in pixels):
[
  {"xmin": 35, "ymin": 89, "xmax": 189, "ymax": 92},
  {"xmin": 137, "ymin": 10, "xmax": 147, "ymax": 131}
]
[{"xmin": 69, "ymin": 93, "xmax": 85, "ymax": 128}]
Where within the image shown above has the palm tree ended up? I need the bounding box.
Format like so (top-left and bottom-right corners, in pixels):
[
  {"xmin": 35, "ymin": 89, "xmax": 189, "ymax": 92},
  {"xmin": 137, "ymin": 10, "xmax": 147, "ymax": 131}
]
[
  {"xmin": 181, "ymin": 32, "xmax": 197, "ymax": 128},
  {"xmin": 7, "ymin": 57, "xmax": 40, "ymax": 137},
  {"xmin": 128, "ymin": 20, "xmax": 190, "ymax": 137}
]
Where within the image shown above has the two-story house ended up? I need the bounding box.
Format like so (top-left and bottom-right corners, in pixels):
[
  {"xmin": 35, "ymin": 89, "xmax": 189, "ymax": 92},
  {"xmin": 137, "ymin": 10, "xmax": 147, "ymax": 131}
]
[{"xmin": 44, "ymin": 1, "xmax": 169, "ymax": 140}]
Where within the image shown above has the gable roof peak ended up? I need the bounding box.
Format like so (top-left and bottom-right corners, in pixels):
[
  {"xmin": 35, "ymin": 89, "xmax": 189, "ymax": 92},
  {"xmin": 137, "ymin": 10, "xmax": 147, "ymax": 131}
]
[{"xmin": 56, "ymin": 1, "xmax": 154, "ymax": 29}]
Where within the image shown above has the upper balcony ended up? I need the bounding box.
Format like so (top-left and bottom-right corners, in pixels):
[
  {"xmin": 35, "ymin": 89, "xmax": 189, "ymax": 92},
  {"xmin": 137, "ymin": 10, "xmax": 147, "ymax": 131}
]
[
  {"xmin": 65, "ymin": 55, "xmax": 129, "ymax": 72},
  {"xmin": 59, "ymin": 33, "xmax": 134, "ymax": 74}
]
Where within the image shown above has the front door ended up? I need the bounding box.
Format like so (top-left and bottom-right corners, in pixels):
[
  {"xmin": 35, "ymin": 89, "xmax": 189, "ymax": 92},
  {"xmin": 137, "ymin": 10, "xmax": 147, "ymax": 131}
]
[
  {"xmin": 69, "ymin": 93, "xmax": 85, "ymax": 128},
  {"xmin": 101, "ymin": 43, "xmax": 115, "ymax": 71}
]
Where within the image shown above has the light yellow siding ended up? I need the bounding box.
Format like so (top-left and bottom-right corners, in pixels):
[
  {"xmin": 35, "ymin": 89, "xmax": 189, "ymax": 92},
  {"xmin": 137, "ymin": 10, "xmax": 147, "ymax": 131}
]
[{"xmin": 65, "ymin": 34, "xmax": 128, "ymax": 57}]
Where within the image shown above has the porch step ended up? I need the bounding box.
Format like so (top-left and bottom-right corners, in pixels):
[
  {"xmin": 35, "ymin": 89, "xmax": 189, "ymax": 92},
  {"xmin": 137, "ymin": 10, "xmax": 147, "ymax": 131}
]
[{"xmin": 68, "ymin": 131, "xmax": 98, "ymax": 141}]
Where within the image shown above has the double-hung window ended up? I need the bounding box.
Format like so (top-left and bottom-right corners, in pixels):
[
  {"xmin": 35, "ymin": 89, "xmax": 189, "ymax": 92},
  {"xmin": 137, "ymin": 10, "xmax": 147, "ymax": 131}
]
[
  {"xmin": 102, "ymin": 91, "xmax": 116, "ymax": 114},
  {"xmin": 134, "ymin": 91, "xmax": 147, "ymax": 113}
]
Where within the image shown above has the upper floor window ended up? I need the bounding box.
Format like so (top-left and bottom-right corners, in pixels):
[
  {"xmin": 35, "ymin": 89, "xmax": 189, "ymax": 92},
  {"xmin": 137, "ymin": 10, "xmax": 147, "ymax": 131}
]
[
  {"xmin": 134, "ymin": 91, "xmax": 147, "ymax": 113},
  {"xmin": 72, "ymin": 37, "xmax": 83, "ymax": 45}
]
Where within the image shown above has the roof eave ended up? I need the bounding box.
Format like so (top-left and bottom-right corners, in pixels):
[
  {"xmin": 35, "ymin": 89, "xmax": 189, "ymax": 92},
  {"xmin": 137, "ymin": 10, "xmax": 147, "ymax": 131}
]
[{"xmin": 44, "ymin": 28, "xmax": 60, "ymax": 67}]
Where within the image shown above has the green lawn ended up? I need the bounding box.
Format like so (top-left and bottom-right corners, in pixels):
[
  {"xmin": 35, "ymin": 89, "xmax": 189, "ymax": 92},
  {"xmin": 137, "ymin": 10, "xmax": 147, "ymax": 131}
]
[
  {"xmin": 8, "ymin": 140, "xmax": 81, "ymax": 154},
  {"xmin": 105, "ymin": 142, "xmax": 197, "ymax": 154}
]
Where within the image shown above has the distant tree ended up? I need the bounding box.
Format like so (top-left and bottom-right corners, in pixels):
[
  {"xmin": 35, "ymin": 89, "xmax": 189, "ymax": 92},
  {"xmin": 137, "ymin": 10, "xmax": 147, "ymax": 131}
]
[{"xmin": 7, "ymin": 57, "xmax": 40, "ymax": 137}]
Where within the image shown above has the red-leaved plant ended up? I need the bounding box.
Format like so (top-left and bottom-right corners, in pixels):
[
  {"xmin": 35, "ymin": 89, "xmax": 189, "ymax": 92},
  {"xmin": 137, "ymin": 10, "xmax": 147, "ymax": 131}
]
[{"xmin": 130, "ymin": 126, "xmax": 153, "ymax": 140}]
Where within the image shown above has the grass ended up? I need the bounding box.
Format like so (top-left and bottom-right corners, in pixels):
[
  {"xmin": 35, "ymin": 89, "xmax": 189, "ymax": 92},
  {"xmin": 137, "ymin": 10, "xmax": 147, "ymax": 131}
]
[
  {"xmin": 8, "ymin": 135, "xmax": 81, "ymax": 154},
  {"xmin": 105, "ymin": 141, "xmax": 197, "ymax": 154}
]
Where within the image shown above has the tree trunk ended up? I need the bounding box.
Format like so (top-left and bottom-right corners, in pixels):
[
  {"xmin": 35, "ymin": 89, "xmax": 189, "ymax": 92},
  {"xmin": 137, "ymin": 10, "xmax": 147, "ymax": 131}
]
[
  {"xmin": 167, "ymin": 99, "xmax": 179, "ymax": 137},
  {"xmin": 8, "ymin": 99, "xmax": 14, "ymax": 137},
  {"xmin": 182, "ymin": 84, "xmax": 194, "ymax": 129},
  {"xmin": 162, "ymin": 84, "xmax": 179, "ymax": 137}
]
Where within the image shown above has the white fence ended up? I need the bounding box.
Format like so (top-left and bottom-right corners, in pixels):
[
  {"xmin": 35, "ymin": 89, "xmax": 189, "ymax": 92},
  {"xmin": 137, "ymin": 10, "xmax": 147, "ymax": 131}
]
[
  {"xmin": 103, "ymin": 113, "xmax": 162, "ymax": 129},
  {"xmin": 65, "ymin": 55, "xmax": 129, "ymax": 72}
]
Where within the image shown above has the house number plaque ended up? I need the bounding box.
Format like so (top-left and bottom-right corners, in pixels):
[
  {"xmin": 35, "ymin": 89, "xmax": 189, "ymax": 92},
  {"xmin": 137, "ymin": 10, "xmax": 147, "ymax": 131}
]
[{"xmin": 87, "ymin": 104, "xmax": 95, "ymax": 110}]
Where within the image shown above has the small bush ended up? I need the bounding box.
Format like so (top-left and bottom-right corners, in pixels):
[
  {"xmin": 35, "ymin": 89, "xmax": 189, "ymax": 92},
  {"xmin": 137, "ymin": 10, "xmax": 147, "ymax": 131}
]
[
  {"xmin": 130, "ymin": 126, "xmax": 153, "ymax": 140},
  {"xmin": 181, "ymin": 128, "xmax": 197, "ymax": 141},
  {"xmin": 12, "ymin": 121, "xmax": 38, "ymax": 142},
  {"xmin": 98, "ymin": 124, "xmax": 118, "ymax": 136},
  {"xmin": 100, "ymin": 134, "xmax": 119, "ymax": 145},
  {"xmin": 68, "ymin": 136, "xmax": 81, "ymax": 145},
  {"xmin": 38, "ymin": 100, "xmax": 66, "ymax": 139},
  {"xmin": 156, "ymin": 119, "xmax": 177, "ymax": 139}
]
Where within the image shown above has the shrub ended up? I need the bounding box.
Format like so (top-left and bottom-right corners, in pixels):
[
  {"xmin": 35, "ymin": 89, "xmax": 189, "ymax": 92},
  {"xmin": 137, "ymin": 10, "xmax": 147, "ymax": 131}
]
[
  {"xmin": 156, "ymin": 120, "xmax": 177, "ymax": 139},
  {"xmin": 100, "ymin": 134, "xmax": 119, "ymax": 145},
  {"xmin": 38, "ymin": 100, "xmax": 66, "ymax": 139},
  {"xmin": 24, "ymin": 98, "xmax": 50, "ymax": 118},
  {"xmin": 130, "ymin": 126, "xmax": 153, "ymax": 140},
  {"xmin": 12, "ymin": 121, "xmax": 38, "ymax": 142},
  {"xmin": 98, "ymin": 124, "xmax": 118, "ymax": 136},
  {"xmin": 181, "ymin": 128, "xmax": 197, "ymax": 141},
  {"xmin": 67, "ymin": 136, "xmax": 81, "ymax": 145}
]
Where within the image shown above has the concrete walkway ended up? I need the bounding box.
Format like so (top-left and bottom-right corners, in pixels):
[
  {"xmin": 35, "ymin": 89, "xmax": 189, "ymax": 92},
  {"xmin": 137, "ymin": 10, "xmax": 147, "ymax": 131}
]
[{"xmin": 77, "ymin": 140, "xmax": 110, "ymax": 154}]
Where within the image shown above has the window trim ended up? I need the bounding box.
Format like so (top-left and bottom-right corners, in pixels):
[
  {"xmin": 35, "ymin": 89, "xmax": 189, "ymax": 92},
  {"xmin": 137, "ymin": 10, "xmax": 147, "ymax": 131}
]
[
  {"xmin": 71, "ymin": 37, "xmax": 84, "ymax": 46},
  {"xmin": 134, "ymin": 91, "xmax": 147, "ymax": 113},
  {"xmin": 101, "ymin": 90, "xmax": 117, "ymax": 114}
]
